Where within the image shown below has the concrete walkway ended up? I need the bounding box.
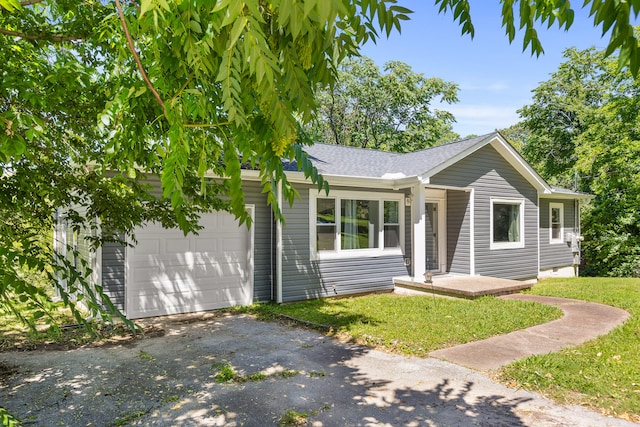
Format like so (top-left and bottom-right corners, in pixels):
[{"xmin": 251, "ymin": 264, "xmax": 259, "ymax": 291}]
[{"xmin": 429, "ymin": 294, "xmax": 631, "ymax": 370}]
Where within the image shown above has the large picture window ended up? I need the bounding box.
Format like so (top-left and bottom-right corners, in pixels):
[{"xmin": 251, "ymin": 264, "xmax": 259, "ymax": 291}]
[
  {"xmin": 311, "ymin": 191, "xmax": 403, "ymax": 259},
  {"xmin": 549, "ymin": 202, "xmax": 564, "ymax": 244},
  {"xmin": 490, "ymin": 198, "xmax": 524, "ymax": 249}
]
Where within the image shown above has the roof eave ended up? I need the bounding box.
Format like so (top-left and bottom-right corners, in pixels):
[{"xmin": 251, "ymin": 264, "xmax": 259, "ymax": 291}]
[{"xmin": 540, "ymin": 191, "xmax": 595, "ymax": 200}]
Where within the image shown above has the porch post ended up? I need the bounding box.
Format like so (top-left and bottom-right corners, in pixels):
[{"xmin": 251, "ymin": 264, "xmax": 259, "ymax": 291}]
[{"xmin": 412, "ymin": 184, "xmax": 426, "ymax": 280}]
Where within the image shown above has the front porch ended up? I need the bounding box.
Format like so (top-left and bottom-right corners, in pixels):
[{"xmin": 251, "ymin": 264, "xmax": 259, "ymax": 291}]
[{"xmin": 393, "ymin": 275, "xmax": 533, "ymax": 299}]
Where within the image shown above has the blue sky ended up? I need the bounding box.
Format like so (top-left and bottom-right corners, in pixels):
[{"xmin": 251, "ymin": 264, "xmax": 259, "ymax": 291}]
[{"xmin": 360, "ymin": 2, "xmax": 613, "ymax": 137}]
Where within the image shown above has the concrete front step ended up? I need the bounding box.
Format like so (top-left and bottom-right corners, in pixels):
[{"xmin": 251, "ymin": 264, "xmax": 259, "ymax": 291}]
[{"xmin": 393, "ymin": 275, "xmax": 533, "ymax": 299}]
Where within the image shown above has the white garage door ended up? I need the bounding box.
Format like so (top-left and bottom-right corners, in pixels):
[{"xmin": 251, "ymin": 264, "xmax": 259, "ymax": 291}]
[{"xmin": 125, "ymin": 207, "xmax": 254, "ymax": 319}]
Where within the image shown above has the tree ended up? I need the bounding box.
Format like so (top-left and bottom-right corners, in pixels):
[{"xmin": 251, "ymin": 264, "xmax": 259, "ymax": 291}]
[
  {"xmin": 0, "ymin": 0, "xmax": 411, "ymax": 331},
  {"xmin": 517, "ymin": 48, "xmax": 609, "ymax": 187},
  {"xmin": 2, "ymin": 0, "xmax": 640, "ymax": 327},
  {"xmin": 309, "ymin": 57, "xmax": 459, "ymax": 152},
  {"xmin": 517, "ymin": 47, "xmax": 640, "ymax": 277}
]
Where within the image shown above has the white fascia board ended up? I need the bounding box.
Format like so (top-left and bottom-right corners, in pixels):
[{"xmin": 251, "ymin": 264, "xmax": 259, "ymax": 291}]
[
  {"xmin": 425, "ymin": 183, "xmax": 473, "ymax": 192},
  {"xmin": 540, "ymin": 191, "xmax": 595, "ymax": 200},
  {"xmin": 283, "ymin": 170, "xmax": 420, "ymax": 190},
  {"xmin": 226, "ymin": 170, "xmax": 420, "ymax": 190}
]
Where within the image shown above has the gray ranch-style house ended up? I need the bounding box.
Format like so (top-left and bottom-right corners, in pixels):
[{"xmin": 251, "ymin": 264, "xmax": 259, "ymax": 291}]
[{"xmin": 59, "ymin": 132, "xmax": 590, "ymax": 319}]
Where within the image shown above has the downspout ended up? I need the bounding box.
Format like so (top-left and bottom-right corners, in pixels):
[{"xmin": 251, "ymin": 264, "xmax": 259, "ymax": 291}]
[{"xmin": 276, "ymin": 180, "xmax": 283, "ymax": 303}]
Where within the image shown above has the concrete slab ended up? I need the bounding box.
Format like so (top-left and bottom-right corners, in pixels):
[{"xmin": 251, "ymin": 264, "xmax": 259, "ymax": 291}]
[
  {"xmin": 1, "ymin": 313, "xmax": 636, "ymax": 426},
  {"xmin": 394, "ymin": 274, "xmax": 532, "ymax": 298},
  {"xmin": 429, "ymin": 294, "xmax": 630, "ymax": 371}
]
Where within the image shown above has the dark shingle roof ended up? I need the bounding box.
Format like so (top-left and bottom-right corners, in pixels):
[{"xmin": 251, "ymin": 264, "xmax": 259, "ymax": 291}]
[{"xmin": 290, "ymin": 133, "xmax": 495, "ymax": 178}]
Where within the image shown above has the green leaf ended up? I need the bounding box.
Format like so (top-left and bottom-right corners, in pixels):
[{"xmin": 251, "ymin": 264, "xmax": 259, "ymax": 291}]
[
  {"xmin": 0, "ymin": 0, "xmax": 20, "ymax": 11},
  {"xmin": 227, "ymin": 15, "xmax": 247, "ymax": 49},
  {"xmin": 190, "ymin": 20, "xmax": 202, "ymax": 34},
  {"xmin": 139, "ymin": 0, "xmax": 153, "ymax": 17}
]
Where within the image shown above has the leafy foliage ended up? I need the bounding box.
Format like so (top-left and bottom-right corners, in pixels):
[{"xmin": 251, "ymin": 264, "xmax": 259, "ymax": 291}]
[
  {"xmin": 308, "ymin": 56, "xmax": 460, "ymax": 151},
  {"xmin": 517, "ymin": 48, "xmax": 609, "ymax": 187},
  {"xmin": 0, "ymin": 407, "xmax": 20, "ymax": 427},
  {"xmin": 0, "ymin": 0, "xmax": 410, "ymax": 335},
  {"xmin": 516, "ymin": 47, "xmax": 640, "ymax": 277}
]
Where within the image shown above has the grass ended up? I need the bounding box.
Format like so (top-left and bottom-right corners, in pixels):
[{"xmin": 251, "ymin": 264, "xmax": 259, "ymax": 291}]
[
  {"xmin": 212, "ymin": 362, "xmax": 301, "ymax": 383},
  {"xmin": 249, "ymin": 293, "xmax": 562, "ymax": 356},
  {"xmin": 498, "ymin": 277, "xmax": 640, "ymax": 422},
  {"xmin": 279, "ymin": 409, "xmax": 308, "ymax": 426},
  {"xmin": 0, "ymin": 299, "xmax": 146, "ymax": 352}
]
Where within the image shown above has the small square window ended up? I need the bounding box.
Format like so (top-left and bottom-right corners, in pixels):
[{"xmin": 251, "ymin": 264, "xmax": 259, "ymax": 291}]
[{"xmin": 491, "ymin": 199, "xmax": 524, "ymax": 249}]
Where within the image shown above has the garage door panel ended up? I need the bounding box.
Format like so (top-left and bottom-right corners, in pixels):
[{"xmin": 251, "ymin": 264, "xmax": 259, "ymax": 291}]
[
  {"xmin": 194, "ymin": 239, "xmax": 217, "ymax": 252},
  {"xmin": 126, "ymin": 210, "xmax": 253, "ymax": 319},
  {"xmin": 165, "ymin": 238, "xmax": 191, "ymax": 253},
  {"xmin": 135, "ymin": 239, "xmax": 161, "ymax": 255}
]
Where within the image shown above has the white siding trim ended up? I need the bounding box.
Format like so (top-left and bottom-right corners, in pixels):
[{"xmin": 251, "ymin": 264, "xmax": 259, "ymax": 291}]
[
  {"xmin": 537, "ymin": 195, "xmax": 541, "ymax": 276},
  {"xmin": 469, "ymin": 188, "xmax": 475, "ymax": 275},
  {"xmin": 412, "ymin": 184, "xmax": 426, "ymax": 280}
]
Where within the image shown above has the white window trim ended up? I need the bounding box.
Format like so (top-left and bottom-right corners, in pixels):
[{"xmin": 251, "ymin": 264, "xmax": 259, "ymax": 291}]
[
  {"xmin": 490, "ymin": 198, "xmax": 525, "ymax": 250},
  {"xmin": 309, "ymin": 189, "xmax": 404, "ymax": 260},
  {"xmin": 549, "ymin": 202, "xmax": 564, "ymax": 245}
]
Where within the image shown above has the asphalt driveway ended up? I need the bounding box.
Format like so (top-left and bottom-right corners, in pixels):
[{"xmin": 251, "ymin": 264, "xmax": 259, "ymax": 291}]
[{"xmin": 0, "ymin": 313, "xmax": 635, "ymax": 426}]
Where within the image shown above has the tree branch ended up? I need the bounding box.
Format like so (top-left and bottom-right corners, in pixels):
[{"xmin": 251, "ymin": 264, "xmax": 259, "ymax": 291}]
[
  {"xmin": 114, "ymin": 0, "xmax": 168, "ymax": 120},
  {"xmin": 184, "ymin": 122, "xmax": 231, "ymax": 128},
  {"xmin": 20, "ymin": 0, "xmax": 43, "ymax": 6},
  {"xmin": 0, "ymin": 28, "xmax": 83, "ymax": 42}
]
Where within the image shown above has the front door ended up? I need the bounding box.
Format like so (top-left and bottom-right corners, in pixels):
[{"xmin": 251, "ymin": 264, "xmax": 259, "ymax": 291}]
[{"xmin": 425, "ymin": 202, "xmax": 439, "ymax": 272}]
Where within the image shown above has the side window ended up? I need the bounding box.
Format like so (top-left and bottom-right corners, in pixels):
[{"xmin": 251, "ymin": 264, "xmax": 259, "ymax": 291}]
[
  {"xmin": 549, "ymin": 202, "xmax": 564, "ymax": 244},
  {"xmin": 316, "ymin": 198, "xmax": 336, "ymax": 251},
  {"xmin": 491, "ymin": 199, "xmax": 524, "ymax": 249}
]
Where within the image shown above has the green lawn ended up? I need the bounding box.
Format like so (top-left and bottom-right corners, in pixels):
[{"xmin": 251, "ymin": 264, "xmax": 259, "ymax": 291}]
[
  {"xmin": 250, "ymin": 293, "xmax": 561, "ymax": 357},
  {"xmin": 498, "ymin": 277, "xmax": 640, "ymax": 422}
]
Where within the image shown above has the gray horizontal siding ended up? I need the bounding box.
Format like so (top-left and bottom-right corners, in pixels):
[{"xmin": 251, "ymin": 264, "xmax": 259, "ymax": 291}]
[
  {"xmin": 101, "ymin": 242, "xmax": 125, "ymax": 311},
  {"xmin": 539, "ymin": 198, "xmax": 576, "ymax": 270},
  {"xmin": 447, "ymin": 190, "xmax": 471, "ymax": 274},
  {"xmin": 281, "ymin": 184, "xmax": 322, "ymax": 301},
  {"xmin": 281, "ymin": 183, "xmax": 408, "ymax": 302},
  {"xmin": 315, "ymin": 255, "xmax": 407, "ymax": 296},
  {"xmin": 432, "ymin": 145, "xmax": 539, "ymax": 280},
  {"xmin": 242, "ymin": 181, "xmax": 272, "ymax": 302}
]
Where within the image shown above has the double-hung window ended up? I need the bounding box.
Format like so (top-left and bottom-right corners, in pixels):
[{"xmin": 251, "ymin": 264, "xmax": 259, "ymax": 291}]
[
  {"xmin": 549, "ymin": 202, "xmax": 564, "ymax": 244},
  {"xmin": 490, "ymin": 198, "xmax": 525, "ymax": 249},
  {"xmin": 311, "ymin": 190, "xmax": 403, "ymax": 259}
]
